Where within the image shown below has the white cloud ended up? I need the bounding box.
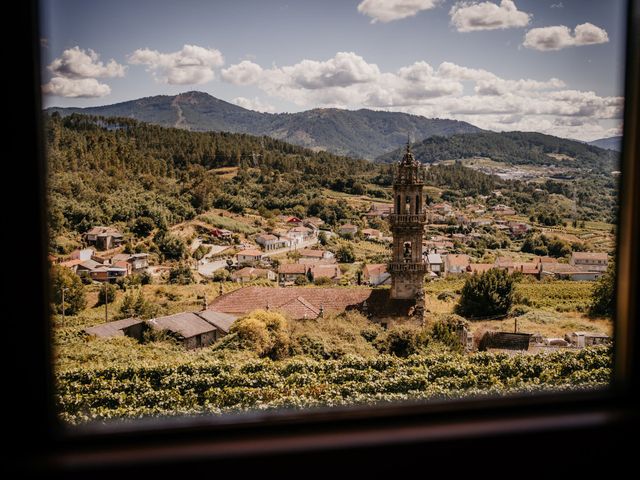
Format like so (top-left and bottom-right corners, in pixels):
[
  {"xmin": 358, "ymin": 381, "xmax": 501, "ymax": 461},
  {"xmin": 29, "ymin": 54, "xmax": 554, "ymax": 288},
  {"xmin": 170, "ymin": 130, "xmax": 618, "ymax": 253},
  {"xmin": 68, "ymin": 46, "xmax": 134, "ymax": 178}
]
[
  {"xmin": 128, "ymin": 44, "xmax": 224, "ymax": 84},
  {"xmin": 450, "ymin": 0, "xmax": 531, "ymax": 32},
  {"xmin": 43, "ymin": 46, "xmax": 125, "ymax": 98},
  {"xmin": 48, "ymin": 46, "xmax": 125, "ymax": 79},
  {"xmin": 357, "ymin": 0, "xmax": 440, "ymax": 23},
  {"xmin": 523, "ymin": 22, "xmax": 609, "ymax": 51},
  {"xmin": 220, "ymin": 52, "xmax": 620, "ymax": 141},
  {"xmin": 550, "ymin": 2, "xmax": 563, "ymax": 8},
  {"xmin": 42, "ymin": 77, "xmax": 111, "ymax": 98},
  {"xmin": 281, "ymin": 52, "xmax": 380, "ymax": 89},
  {"xmin": 221, "ymin": 61, "xmax": 264, "ymax": 85},
  {"xmin": 232, "ymin": 96, "xmax": 276, "ymax": 113}
]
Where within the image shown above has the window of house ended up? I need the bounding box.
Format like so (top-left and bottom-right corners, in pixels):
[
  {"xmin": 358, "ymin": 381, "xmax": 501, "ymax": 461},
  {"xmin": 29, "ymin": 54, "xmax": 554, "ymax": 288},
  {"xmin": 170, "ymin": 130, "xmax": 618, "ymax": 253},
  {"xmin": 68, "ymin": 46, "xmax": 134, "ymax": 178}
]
[{"xmin": 38, "ymin": 0, "xmax": 636, "ymax": 432}]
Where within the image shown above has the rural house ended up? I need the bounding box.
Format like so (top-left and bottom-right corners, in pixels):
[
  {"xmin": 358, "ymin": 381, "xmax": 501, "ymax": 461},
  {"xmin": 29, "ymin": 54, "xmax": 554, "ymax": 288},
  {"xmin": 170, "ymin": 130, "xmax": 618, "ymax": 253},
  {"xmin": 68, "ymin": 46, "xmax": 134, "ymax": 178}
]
[
  {"xmin": 298, "ymin": 249, "xmax": 335, "ymax": 264},
  {"xmin": 255, "ymin": 234, "xmax": 289, "ymax": 251},
  {"xmin": 362, "ymin": 228, "xmax": 382, "ymax": 240},
  {"xmin": 110, "ymin": 253, "xmax": 149, "ymax": 273},
  {"xmin": 338, "ymin": 224, "xmax": 358, "ymax": 236},
  {"xmin": 308, "ymin": 264, "xmax": 342, "ymax": 284},
  {"xmin": 231, "ymin": 267, "xmax": 276, "ymax": 282},
  {"xmin": 362, "ymin": 264, "xmax": 390, "ymax": 286},
  {"xmin": 236, "ymin": 248, "xmax": 264, "ymax": 265},
  {"xmin": 84, "ymin": 318, "xmax": 146, "ymax": 340},
  {"xmin": 444, "ymin": 254, "xmax": 470, "ymax": 275},
  {"xmin": 426, "ymin": 253, "xmax": 443, "ymax": 275},
  {"xmin": 288, "ymin": 226, "xmax": 314, "ymax": 244},
  {"xmin": 84, "ymin": 226, "xmax": 124, "ymax": 251},
  {"xmin": 570, "ymin": 252, "xmax": 609, "ymax": 272},
  {"xmin": 147, "ymin": 311, "xmax": 230, "ymax": 350},
  {"xmin": 278, "ymin": 263, "xmax": 309, "ymax": 284}
]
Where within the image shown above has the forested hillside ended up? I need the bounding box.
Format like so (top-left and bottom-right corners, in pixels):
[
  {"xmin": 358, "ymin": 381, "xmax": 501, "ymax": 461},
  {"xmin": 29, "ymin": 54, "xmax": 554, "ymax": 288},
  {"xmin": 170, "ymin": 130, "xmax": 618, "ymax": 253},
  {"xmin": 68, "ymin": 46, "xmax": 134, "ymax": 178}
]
[
  {"xmin": 47, "ymin": 91, "xmax": 481, "ymax": 159},
  {"xmin": 45, "ymin": 113, "xmax": 382, "ymax": 251},
  {"xmin": 377, "ymin": 131, "xmax": 619, "ymax": 173}
]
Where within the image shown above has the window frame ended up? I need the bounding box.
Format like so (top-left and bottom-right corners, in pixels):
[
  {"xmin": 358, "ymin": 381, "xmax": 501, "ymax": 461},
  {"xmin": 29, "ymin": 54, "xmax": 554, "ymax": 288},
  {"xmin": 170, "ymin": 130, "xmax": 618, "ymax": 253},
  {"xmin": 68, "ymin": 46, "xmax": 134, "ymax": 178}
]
[{"xmin": 13, "ymin": 0, "xmax": 640, "ymax": 474}]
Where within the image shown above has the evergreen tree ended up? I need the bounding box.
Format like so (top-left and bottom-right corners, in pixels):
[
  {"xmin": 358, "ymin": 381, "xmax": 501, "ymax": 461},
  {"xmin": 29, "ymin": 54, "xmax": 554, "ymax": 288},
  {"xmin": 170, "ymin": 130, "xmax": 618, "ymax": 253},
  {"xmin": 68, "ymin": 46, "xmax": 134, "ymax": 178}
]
[{"xmin": 455, "ymin": 269, "xmax": 515, "ymax": 318}]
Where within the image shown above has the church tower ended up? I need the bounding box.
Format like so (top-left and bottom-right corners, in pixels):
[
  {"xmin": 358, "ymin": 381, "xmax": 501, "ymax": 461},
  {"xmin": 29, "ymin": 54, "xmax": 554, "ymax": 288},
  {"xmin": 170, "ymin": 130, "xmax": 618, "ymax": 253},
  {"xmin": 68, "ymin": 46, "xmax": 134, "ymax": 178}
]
[{"xmin": 389, "ymin": 141, "xmax": 427, "ymax": 303}]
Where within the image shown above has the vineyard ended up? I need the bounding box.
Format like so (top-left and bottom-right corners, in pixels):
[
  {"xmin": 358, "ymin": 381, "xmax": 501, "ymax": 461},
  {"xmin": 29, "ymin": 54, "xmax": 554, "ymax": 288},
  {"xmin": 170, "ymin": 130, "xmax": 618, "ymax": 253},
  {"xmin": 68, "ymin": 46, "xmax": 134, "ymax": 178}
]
[{"xmin": 57, "ymin": 345, "xmax": 611, "ymax": 424}]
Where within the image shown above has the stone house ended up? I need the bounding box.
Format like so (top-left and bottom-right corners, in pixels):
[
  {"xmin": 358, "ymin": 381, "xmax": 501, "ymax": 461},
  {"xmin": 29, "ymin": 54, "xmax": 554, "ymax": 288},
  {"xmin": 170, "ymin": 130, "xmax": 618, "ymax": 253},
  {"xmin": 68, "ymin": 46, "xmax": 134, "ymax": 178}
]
[
  {"xmin": 570, "ymin": 252, "xmax": 609, "ymax": 272},
  {"xmin": 84, "ymin": 226, "xmax": 124, "ymax": 251}
]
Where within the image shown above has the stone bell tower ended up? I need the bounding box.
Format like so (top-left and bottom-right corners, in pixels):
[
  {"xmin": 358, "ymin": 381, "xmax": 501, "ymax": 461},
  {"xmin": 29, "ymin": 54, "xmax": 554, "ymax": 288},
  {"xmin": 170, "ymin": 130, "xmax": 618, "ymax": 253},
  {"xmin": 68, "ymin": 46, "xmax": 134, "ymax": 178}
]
[{"xmin": 389, "ymin": 140, "xmax": 427, "ymax": 307}]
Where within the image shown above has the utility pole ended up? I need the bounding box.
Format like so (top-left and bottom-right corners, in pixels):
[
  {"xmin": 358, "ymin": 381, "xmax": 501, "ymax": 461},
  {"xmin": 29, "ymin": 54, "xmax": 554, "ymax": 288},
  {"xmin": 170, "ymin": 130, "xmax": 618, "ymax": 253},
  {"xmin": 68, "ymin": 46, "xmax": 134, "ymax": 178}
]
[
  {"xmin": 61, "ymin": 286, "xmax": 68, "ymax": 322},
  {"xmin": 104, "ymin": 282, "xmax": 109, "ymax": 323}
]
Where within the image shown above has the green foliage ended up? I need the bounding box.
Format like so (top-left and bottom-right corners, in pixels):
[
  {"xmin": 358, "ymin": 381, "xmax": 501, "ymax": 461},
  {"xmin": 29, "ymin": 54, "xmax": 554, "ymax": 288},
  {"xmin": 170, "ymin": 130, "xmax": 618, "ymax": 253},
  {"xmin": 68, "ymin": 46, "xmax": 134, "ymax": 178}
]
[
  {"xmin": 530, "ymin": 209, "xmax": 563, "ymax": 227},
  {"xmin": 132, "ymin": 216, "xmax": 156, "ymax": 238},
  {"xmin": 96, "ymin": 283, "xmax": 117, "ymax": 306},
  {"xmin": 379, "ymin": 326, "xmax": 428, "ymax": 357},
  {"xmin": 155, "ymin": 232, "xmax": 187, "ymax": 261},
  {"xmin": 521, "ymin": 234, "xmax": 572, "ymax": 258},
  {"xmin": 455, "ymin": 269, "xmax": 515, "ymax": 318},
  {"xmin": 294, "ymin": 275, "xmax": 309, "ymax": 286},
  {"xmin": 192, "ymin": 244, "xmax": 211, "ymax": 261},
  {"xmin": 228, "ymin": 310, "xmax": 291, "ymax": 360},
  {"xmin": 213, "ymin": 269, "xmax": 231, "ymax": 282},
  {"xmin": 430, "ymin": 315, "xmax": 467, "ymax": 352},
  {"xmin": 118, "ymin": 289, "xmax": 158, "ymax": 320},
  {"xmin": 335, "ymin": 243, "xmax": 356, "ymax": 263},
  {"xmin": 168, "ymin": 263, "xmax": 195, "ymax": 285},
  {"xmin": 50, "ymin": 264, "xmax": 86, "ymax": 315},
  {"xmin": 56, "ymin": 345, "xmax": 612, "ymax": 424},
  {"xmin": 589, "ymin": 262, "xmax": 615, "ymax": 317}
]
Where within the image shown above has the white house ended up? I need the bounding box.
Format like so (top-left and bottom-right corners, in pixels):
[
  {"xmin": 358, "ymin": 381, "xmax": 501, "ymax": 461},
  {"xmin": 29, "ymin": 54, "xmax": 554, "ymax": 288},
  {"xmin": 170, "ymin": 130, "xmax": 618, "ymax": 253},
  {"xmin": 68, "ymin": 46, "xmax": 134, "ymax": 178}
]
[
  {"xmin": 570, "ymin": 252, "xmax": 609, "ymax": 273},
  {"xmin": 236, "ymin": 249, "xmax": 264, "ymax": 264}
]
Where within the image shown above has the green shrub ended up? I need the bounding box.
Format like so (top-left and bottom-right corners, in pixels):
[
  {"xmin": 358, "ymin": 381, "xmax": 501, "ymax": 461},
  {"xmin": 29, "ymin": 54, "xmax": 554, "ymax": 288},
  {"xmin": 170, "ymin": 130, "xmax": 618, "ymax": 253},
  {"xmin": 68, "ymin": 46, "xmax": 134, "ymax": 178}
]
[{"xmin": 454, "ymin": 269, "xmax": 515, "ymax": 318}]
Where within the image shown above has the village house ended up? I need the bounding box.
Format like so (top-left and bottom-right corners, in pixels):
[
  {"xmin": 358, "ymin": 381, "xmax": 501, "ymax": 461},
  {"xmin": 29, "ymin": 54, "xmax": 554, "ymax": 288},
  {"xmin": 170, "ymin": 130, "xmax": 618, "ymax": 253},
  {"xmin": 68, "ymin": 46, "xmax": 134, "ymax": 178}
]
[
  {"xmin": 278, "ymin": 263, "xmax": 309, "ymax": 284},
  {"xmin": 365, "ymin": 202, "xmax": 391, "ymax": 219},
  {"xmin": 297, "ymin": 249, "xmax": 335, "ymax": 264},
  {"xmin": 288, "ymin": 226, "xmax": 314, "ymax": 244},
  {"xmin": 492, "ymin": 204, "xmax": 516, "ymax": 216},
  {"xmin": 466, "ymin": 204, "xmax": 486, "ymax": 215},
  {"xmin": 84, "ymin": 318, "xmax": 146, "ymax": 340},
  {"xmin": 431, "ymin": 203, "xmax": 453, "ymax": 215},
  {"xmin": 235, "ymin": 248, "xmax": 264, "ymax": 265},
  {"xmin": 84, "ymin": 226, "xmax": 124, "ymax": 251},
  {"xmin": 211, "ymin": 228, "xmax": 233, "ymax": 240},
  {"xmin": 508, "ymin": 222, "xmax": 531, "ymax": 237},
  {"xmin": 570, "ymin": 252, "xmax": 609, "ymax": 272},
  {"xmin": 338, "ymin": 224, "xmax": 358, "ymax": 237},
  {"xmin": 444, "ymin": 254, "xmax": 471, "ymax": 275},
  {"xmin": 110, "ymin": 253, "xmax": 149, "ymax": 273},
  {"xmin": 426, "ymin": 253, "xmax": 443, "ymax": 275},
  {"xmin": 147, "ymin": 311, "xmax": 237, "ymax": 350},
  {"xmin": 231, "ymin": 267, "xmax": 276, "ymax": 283},
  {"xmin": 362, "ymin": 228, "xmax": 382, "ymax": 240},
  {"xmin": 467, "ymin": 263, "xmax": 495, "ymax": 275},
  {"xmin": 303, "ymin": 217, "xmax": 325, "ymax": 230},
  {"xmin": 362, "ymin": 264, "xmax": 390, "ymax": 286},
  {"xmin": 471, "ymin": 218, "xmax": 492, "ymax": 227},
  {"xmin": 255, "ymin": 233, "xmax": 289, "ymax": 251},
  {"xmin": 564, "ymin": 331, "xmax": 611, "ymax": 348},
  {"xmin": 308, "ymin": 264, "xmax": 342, "ymax": 284},
  {"xmin": 540, "ymin": 262, "xmax": 603, "ymax": 281},
  {"xmin": 283, "ymin": 216, "xmax": 303, "ymax": 226}
]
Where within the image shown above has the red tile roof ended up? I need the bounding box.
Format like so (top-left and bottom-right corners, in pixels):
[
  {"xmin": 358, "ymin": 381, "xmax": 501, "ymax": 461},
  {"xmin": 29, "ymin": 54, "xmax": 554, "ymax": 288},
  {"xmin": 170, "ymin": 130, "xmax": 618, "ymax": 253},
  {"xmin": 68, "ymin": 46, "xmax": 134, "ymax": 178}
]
[{"xmin": 278, "ymin": 264, "xmax": 308, "ymax": 274}]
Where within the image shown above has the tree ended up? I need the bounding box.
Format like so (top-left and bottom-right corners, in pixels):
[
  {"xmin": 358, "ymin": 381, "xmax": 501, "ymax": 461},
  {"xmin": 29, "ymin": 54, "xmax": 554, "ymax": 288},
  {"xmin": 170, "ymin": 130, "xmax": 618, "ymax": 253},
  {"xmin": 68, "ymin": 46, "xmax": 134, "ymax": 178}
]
[
  {"xmin": 96, "ymin": 283, "xmax": 117, "ymax": 306},
  {"xmin": 168, "ymin": 263, "xmax": 195, "ymax": 284},
  {"xmin": 50, "ymin": 264, "xmax": 86, "ymax": 315},
  {"xmin": 589, "ymin": 261, "xmax": 615, "ymax": 317},
  {"xmin": 455, "ymin": 269, "xmax": 515, "ymax": 318},
  {"xmin": 118, "ymin": 289, "xmax": 158, "ymax": 319},
  {"xmin": 336, "ymin": 243, "xmax": 356, "ymax": 263},
  {"xmin": 318, "ymin": 231, "xmax": 328, "ymax": 246},
  {"xmin": 155, "ymin": 232, "xmax": 187, "ymax": 261},
  {"xmin": 132, "ymin": 216, "xmax": 155, "ymax": 238}
]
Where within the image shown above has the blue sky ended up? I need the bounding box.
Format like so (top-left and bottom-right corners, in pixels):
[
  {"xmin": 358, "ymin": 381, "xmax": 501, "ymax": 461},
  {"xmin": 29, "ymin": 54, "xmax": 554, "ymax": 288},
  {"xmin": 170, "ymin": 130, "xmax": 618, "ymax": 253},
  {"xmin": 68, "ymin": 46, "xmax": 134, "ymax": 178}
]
[{"xmin": 40, "ymin": 0, "xmax": 627, "ymax": 141}]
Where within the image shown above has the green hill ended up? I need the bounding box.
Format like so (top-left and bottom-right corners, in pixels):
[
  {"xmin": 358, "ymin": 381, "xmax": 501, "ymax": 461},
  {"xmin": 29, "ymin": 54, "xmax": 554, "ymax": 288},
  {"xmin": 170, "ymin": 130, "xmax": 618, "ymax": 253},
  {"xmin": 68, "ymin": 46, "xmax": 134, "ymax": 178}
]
[{"xmin": 46, "ymin": 91, "xmax": 481, "ymax": 159}]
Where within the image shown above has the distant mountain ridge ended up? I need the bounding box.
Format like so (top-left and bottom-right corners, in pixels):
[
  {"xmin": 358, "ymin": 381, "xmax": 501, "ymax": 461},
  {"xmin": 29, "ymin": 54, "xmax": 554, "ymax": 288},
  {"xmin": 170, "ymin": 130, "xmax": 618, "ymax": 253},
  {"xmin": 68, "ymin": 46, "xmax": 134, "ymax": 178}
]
[
  {"xmin": 587, "ymin": 136, "xmax": 622, "ymax": 151},
  {"xmin": 46, "ymin": 91, "xmax": 482, "ymax": 159},
  {"xmin": 376, "ymin": 130, "xmax": 619, "ymax": 173}
]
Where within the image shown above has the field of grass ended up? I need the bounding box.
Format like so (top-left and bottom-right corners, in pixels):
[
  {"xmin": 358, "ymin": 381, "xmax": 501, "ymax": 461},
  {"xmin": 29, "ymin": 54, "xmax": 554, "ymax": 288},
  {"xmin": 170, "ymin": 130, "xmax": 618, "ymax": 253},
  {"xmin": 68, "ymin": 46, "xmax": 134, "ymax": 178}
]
[{"xmin": 198, "ymin": 212, "xmax": 260, "ymax": 234}]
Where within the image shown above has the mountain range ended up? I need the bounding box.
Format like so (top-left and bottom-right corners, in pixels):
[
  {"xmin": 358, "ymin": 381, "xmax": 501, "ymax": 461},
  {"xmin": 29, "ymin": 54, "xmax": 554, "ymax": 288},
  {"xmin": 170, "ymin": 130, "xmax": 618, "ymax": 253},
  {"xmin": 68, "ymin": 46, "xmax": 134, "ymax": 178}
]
[
  {"xmin": 45, "ymin": 91, "xmax": 481, "ymax": 160},
  {"xmin": 587, "ymin": 136, "xmax": 622, "ymax": 151},
  {"xmin": 377, "ymin": 130, "xmax": 619, "ymax": 173}
]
